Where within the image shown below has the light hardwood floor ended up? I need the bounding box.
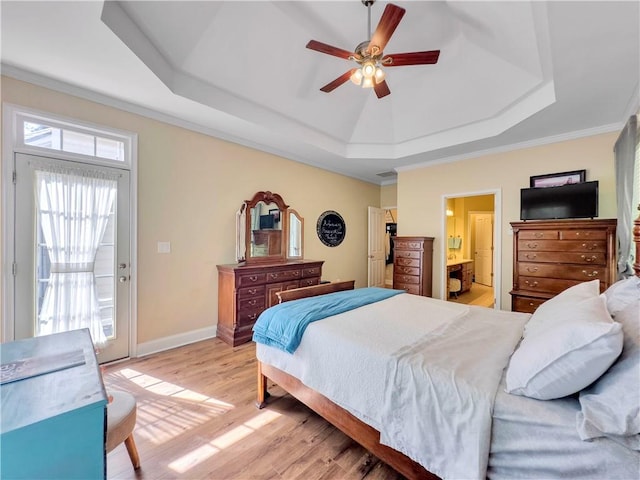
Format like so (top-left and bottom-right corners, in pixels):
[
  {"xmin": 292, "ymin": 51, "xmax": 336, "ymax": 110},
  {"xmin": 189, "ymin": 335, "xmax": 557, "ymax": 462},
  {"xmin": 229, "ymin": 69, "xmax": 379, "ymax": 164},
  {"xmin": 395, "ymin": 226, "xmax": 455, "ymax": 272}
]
[{"xmin": 103, "ymin": 339, "xmax": 405, "ymax": 480}]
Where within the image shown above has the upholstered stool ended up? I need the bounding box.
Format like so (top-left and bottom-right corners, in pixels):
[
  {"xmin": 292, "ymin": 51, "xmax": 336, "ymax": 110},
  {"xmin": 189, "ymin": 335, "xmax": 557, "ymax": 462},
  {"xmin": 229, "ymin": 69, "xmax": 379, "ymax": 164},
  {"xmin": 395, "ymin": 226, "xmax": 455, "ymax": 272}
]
[
  {"xmin": 449, "ymin": 278, "xmax": 462, "ymax": 298},
  {"xmin": 106, "ymin": 390, "xmax": 140, "ymax": 470}
]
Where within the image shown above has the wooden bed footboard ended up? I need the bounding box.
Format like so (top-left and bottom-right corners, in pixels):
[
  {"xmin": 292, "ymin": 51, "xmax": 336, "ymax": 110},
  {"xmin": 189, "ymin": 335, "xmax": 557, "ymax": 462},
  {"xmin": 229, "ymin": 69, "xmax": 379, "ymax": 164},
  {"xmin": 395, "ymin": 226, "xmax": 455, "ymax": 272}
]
[{"xmin": 257, "ymin": 360, "xmax": 439, "ymax": 480}]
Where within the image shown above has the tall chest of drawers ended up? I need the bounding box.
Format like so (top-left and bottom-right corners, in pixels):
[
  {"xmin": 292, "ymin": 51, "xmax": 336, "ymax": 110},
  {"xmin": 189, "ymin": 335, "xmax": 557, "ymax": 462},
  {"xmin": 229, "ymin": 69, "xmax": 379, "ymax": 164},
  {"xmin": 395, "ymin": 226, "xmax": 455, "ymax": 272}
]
[
  {"xmin": 510, "ymin": 219, "xmax": 616, "ymax": 313},
  {"xmin": 217, "ymin": 260, "xmax": 323, "ymax": 346},
  {"xmin": 393, "ymin": 236, "xmax": 434, "ymax": 297}
]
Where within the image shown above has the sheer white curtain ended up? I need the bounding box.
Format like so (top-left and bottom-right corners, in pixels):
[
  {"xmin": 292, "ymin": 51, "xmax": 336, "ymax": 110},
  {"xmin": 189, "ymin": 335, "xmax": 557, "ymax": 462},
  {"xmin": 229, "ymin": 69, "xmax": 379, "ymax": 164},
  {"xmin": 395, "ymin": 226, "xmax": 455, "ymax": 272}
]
[
  {"xmin": 614, "ymin": 115, "xmax": 638, "ymax": 279},
  {"xmin": 36, "ymin": 167, "xmax": 117, "ymax": 346}
]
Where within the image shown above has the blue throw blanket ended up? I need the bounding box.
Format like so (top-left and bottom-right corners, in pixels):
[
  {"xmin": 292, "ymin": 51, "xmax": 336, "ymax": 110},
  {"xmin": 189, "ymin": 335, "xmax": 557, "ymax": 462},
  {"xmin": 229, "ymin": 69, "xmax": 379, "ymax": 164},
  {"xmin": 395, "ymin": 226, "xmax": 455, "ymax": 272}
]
[{"xmin": 253, "ymin": 287, "xmax": 405, "ymax": 353}]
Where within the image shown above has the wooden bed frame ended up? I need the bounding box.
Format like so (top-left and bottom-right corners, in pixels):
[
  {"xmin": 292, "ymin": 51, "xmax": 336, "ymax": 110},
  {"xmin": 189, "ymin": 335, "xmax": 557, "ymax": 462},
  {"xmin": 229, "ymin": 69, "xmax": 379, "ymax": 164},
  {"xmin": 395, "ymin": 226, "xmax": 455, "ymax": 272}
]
[
  {"xmin": 257, "ymin": 280, "xmax": 438, "ymax": 480},
  {"xmin": 256, "ymin": 209, "xmax": 640, "ymax": 480}
]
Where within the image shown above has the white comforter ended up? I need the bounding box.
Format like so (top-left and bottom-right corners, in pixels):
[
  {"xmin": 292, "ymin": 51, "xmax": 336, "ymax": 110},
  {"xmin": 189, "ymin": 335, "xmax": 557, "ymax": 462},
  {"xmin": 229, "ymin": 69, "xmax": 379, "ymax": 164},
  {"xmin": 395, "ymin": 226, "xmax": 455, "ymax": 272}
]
[
  {"xmin": 379, "ymin": 304, "xmax": 527, "ymax": 479},
  {"xmin": 256, "ymin": 293, "xmax": 529, "ymax": 479}
]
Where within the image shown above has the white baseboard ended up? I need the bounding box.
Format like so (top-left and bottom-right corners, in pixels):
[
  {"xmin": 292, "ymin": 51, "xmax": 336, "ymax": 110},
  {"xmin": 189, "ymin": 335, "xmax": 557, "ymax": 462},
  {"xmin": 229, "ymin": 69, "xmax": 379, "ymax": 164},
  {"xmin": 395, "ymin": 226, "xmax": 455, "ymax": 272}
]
[{"xmin": 135, "ymin": 325, "xmax": 217, "ymax": 358}]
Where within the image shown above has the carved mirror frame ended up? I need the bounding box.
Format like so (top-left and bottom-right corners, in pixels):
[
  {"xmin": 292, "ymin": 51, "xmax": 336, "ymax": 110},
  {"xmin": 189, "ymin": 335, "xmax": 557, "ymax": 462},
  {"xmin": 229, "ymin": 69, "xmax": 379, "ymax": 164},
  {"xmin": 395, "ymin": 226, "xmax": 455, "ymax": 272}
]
[{"xmin": 244, "ymin": 191, "xmax": 289, "ymax": 264}]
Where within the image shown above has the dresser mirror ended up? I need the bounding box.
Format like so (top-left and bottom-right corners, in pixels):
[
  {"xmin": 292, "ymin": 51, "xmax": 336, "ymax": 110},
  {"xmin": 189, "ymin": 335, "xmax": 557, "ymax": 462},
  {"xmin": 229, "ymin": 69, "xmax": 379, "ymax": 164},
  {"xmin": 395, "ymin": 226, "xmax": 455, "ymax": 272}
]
[
  {"xmin": 288, "ymin": 209, "xmax": 304, "ymax": 260},
  {"xmin": 238, "ymin": 191, "xmax": 306, "ymax": 264}
]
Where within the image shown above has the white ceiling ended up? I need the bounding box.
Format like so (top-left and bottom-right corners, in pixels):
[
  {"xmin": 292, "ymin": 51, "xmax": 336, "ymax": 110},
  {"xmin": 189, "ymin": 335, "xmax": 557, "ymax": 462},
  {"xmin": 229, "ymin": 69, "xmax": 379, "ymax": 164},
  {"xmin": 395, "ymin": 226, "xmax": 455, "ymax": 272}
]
[{"xmin": 1, "ymin": 1, "xmax": 638, "ymax": 184}]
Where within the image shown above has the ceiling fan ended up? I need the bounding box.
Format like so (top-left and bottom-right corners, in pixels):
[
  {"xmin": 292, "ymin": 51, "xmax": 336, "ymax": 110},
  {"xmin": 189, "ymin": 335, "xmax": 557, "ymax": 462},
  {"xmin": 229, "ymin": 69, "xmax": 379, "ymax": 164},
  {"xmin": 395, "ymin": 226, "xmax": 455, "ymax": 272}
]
[{"xmin": 306, "ymin": 0, "xmax": 440, "ymax": 99}]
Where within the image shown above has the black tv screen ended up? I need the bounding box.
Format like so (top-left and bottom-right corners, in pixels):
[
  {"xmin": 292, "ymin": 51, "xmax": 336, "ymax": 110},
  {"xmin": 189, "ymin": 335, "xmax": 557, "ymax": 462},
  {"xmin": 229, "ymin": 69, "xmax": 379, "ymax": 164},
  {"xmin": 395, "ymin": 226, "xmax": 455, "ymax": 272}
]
[
  {"xmin": 259, "ymin": 214, "xmax": 275, "ymax": 229},
  {"xmin": 520, "ymin": 181, "xmax": 598, "ymax": 220}
]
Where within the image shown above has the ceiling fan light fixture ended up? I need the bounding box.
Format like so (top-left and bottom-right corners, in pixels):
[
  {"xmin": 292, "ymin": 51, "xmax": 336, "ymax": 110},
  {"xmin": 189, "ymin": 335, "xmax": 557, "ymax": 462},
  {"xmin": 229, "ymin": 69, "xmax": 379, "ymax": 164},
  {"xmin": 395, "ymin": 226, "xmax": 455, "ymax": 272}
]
[
  {"xmin": 362, "ymin": 76, "xmax": 374, "ymax": 88},
  {"xmin": 350, "ymin": 68, "xmax": 364, "ymax": 85},
  {"xmin": 362, "ymin": 60, "xmax": 376, "ymax": 78},
  {"xmin": 374, "ymin": 66, "xmax": 385, "ymax": 83}
]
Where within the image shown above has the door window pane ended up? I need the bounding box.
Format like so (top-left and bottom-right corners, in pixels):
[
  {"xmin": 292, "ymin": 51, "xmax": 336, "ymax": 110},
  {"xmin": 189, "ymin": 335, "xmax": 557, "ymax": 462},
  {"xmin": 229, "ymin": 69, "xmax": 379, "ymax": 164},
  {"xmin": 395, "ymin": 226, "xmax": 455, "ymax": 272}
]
[{"xmin": 62, "ymin": 130, "xmax": 95, "ymax": 156}]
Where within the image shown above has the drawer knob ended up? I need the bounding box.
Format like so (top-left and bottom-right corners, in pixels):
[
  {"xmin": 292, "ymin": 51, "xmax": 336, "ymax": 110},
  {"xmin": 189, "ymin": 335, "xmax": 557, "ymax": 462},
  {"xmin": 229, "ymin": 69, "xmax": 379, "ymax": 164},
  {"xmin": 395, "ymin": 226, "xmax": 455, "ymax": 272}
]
[
  {"xmin": 526, "ymin": 242, "xmax": 538, "ymax": 249},
  {"xmin": 248, "ymin": 300, "xmax": 257, "ymax": 306},
  {"xmin": 293, "ymin": 271, "xmax": 300, "ymax": 277},
  {"xmin": 248, "ymin": 313, "xmax": 257, "ymax": 320},
  {"xmin": 249, "ymin": 275, "xmax": 258, "ymax": 282},
  {"xmin": 524, "ymin": 253, "xmax": 537, "ymax": 259},
  {"xmin": 524, "ymin": 280, "xmax": 538, "ymax": 287},
  {"xmin": 582, "ymin": 243, "xmax": 597, "ymax": 250},
  {"xmin": 582, "ymin": 270, "xmax": 599, "ymax": 277},
  {"xmin": 534, "ymin": 232, "xmax": 543, "ymax": 238},
  {"xmin": 581, "ymin": 255, "xmax": 597, "ymax": 263},
  {"xmin": 526, "ymin": 266, "xmax": 539, "ymax": 272},
  {"xmin": 248, "ymin": 288, "xmax": 257, "ymax": 295}
]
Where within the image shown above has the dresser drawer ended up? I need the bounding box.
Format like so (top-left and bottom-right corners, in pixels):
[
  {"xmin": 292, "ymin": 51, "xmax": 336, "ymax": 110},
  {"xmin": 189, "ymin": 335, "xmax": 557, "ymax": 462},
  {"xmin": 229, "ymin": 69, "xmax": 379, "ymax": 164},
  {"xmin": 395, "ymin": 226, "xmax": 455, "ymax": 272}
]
[
  {"xmin": 518, "ymin": 251, "xmax": 607, "ymax": 265},
  {"xmin": 559, "ymin": 229, "xmax": 608, "ymax": 240},
  {"xmin": 301, "ymin": 266, "xmax": 321, "ymax": 278},
  {"xmin": 395, "ymin": 283, "xmax": 420, "ymax": 295},
  {"xmin": 237, "ymin": 272, "xmax": 267, "ymax": 287},
  {"xmin": 513, "ymin": 296, "xmax": 547, "ymax": 313},
  {"xmin": 299, "ymin": 277, "xmax": 320, "ymax": 288},
  {"xmin": 237, "ymin": 308, "xmax": 263, "ymax": 327},
  {"xmin": 238, "ymin": 296, "xmax": 265, "ymax": 310},
  {"xmin": 237, "ymin": 285, "xmax": 265, "ymax": 298},
  {"xmin": 394, "ymin": 274, "xmax": 419, "ymax": 285},
  {"xmin": 395, "ymin": 265, "xmax": 420, "ymax": 276},
  {"xmin": 518, "ymin": 230, "xmax": 559, "ymax": 240},
  {"xmin": 517, "ymin": 276, "xmax": 582, "ymax": 294},
  {"xmin": 395, "ymin": 250, "xmax": 421, "ymax": 260},
  {"xmin": 395, "ymin": 257, "xmax": 420, "ymax": 268},
  {"xmin": 394, "ymin": 240, "xmax": 424, "ymax": 250},
  {"xmin": 518, "ymin": 239, "xmax": 607, "ymax": 252},
  {"xmin": 518, "ymin": 263, "xmax": 608, "ymax": 282},
  {"xmin": 266, "ymin": 269, "xmax": 301, "ymax": 282}
]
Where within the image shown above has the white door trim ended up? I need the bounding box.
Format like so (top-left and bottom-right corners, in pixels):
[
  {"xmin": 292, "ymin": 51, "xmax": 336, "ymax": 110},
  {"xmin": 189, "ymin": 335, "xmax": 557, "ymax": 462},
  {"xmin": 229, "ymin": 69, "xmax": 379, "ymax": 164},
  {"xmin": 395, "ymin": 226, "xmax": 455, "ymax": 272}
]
[
  {"xmin": 1, "ymin": 103, "xmax": 139, "ymax": 357},
  {"xmin": 440, "ymin": 189, "xmax": 502, "ymax": 309}
]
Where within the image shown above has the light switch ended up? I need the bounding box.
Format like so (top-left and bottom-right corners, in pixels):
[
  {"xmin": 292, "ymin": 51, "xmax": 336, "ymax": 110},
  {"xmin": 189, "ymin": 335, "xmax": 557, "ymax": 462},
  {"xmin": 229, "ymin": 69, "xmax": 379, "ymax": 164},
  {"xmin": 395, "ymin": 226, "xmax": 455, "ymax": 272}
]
[{"xmin": 157, "ymin": 241, "xmax": 171, "ymax": 253}]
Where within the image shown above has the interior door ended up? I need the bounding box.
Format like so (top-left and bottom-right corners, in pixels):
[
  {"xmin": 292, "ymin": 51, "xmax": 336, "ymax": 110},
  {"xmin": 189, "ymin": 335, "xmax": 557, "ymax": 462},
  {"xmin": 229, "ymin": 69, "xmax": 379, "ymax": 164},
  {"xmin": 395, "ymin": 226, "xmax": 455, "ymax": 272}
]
[
  {"xmin": 14, "ymin": 153, "xmax": 131, "ymax": 363},
  {"xmin": 368, "ymin": 206, "xmax": 386, "ymax": 287},
  {"xmin": 474, "ymin": 213, "xmax": 494, "ymax": 286}
]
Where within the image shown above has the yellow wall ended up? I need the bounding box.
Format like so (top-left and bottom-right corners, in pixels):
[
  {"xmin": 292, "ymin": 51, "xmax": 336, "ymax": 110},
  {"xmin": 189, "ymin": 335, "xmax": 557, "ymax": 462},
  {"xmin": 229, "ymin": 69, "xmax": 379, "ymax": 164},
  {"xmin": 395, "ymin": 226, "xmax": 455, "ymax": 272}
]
[
  {"xmin": 380, "ymin": 183, "xmax": 397, "ymax": 207},
  {"xmin": 398, "ymin": 133, "xmax": 618, "ymax": 306},
  {"xmin": 1, "ymin": 77, "xmax": 380, "ymax": 346}
]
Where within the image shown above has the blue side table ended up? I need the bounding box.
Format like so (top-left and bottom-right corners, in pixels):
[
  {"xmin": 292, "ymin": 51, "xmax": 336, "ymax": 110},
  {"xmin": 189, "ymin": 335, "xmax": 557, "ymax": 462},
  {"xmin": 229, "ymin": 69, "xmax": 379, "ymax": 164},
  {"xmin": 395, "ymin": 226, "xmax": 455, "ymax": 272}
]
[{"xmin": 1, "ymin": 329, "xmax": 107, "ymax": 479}]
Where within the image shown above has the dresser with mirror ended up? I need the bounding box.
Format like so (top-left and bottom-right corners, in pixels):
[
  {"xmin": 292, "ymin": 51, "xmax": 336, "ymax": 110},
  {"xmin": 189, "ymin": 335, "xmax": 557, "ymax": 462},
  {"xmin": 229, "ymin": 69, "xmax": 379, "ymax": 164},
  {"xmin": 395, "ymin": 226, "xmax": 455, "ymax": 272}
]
[{"xmin": 217, "ymin": 191, "xmax": 323, "ymax": 346}]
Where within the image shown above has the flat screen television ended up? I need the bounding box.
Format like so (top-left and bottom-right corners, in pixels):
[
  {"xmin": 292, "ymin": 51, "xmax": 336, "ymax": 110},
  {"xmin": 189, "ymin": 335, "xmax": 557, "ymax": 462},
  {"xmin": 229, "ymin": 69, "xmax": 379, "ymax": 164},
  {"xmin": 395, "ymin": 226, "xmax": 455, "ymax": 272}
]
[
  {"xmin": 520, "ymin": 181, "xmax": 598, "ymax": 220},
  {"xmin": 259, "ymin": 214, "xmax": 275, "ymax": 229}
]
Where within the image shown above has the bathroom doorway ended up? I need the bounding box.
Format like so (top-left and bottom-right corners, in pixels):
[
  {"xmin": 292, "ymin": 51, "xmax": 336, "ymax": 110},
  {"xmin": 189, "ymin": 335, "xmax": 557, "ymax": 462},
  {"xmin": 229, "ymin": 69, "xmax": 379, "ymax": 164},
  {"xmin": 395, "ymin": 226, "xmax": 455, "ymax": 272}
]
[{"xmin": 442, "ymin": 191, "xmax": 501, "ymax": 308}]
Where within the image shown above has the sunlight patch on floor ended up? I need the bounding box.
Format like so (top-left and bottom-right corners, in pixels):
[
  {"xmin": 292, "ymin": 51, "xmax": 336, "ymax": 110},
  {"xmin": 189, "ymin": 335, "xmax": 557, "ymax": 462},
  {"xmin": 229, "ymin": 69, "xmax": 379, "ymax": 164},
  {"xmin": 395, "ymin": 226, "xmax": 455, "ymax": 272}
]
[
  {"xmin": 112, "ymin": 368, "xmax": 235, "ymax": 445},
  {"xmin": 168, "ymin": 409, "xmax": 282, "ymax": 474}
]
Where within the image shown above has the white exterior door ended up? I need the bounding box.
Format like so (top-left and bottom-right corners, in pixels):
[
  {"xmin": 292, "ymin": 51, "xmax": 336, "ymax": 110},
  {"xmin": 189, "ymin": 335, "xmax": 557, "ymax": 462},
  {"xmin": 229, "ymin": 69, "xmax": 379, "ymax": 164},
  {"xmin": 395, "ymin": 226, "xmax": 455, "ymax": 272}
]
[
  {"xmin": 368, "ymin": 206, "xmax": 386, "ymax": 287},
  {"xmin": 474, "ymin": 213, "xmax": 494, "ymax": 286},
  {"xmin": 14, "ymin": 153, "xmax": 131, "ymax": 363}
]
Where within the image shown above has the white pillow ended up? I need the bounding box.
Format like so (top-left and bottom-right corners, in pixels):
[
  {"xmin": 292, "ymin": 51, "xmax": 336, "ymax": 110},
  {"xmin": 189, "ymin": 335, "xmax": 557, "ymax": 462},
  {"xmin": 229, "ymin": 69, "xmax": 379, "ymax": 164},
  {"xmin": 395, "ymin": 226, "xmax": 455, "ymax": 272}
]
[
  {"xmin": 603, "ymin": 275, "xmax": 640, "ymax": 317},
  {"xmin": 524, "ymin": 280, "xmax": 600, "ymax": 339},
  {"xmin": 577, "ymin": 298, "xmax": 640, "ymax": 450},
  {"xmin": 506, "ymin": 294, "xmax": 623, "ymax": 400}
]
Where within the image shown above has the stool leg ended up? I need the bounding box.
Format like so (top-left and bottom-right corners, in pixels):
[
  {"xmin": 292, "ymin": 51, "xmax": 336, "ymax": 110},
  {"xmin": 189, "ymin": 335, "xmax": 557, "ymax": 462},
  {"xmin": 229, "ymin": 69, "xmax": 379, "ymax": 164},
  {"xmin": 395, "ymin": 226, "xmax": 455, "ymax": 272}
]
[{"xmin": 124, "ymin": 434, "xmax": 141, "ymax": 470}]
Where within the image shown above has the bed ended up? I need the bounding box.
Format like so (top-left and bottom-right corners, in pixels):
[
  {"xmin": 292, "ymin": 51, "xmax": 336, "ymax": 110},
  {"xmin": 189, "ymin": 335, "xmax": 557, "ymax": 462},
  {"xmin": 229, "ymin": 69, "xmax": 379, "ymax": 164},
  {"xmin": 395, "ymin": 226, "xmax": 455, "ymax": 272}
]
[{"xmin": 253, "ymin": 217, "xmax": 640, "ymax": 479}]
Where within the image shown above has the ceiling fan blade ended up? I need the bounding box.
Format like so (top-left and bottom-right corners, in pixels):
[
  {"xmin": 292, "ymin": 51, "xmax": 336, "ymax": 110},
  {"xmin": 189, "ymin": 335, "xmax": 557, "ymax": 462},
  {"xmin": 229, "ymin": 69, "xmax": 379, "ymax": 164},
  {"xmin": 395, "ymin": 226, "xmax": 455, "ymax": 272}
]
[
  {"xmin": 320, "ymin": 69, "xmax": 357, "ymax": 93},
  {"xmin": 383, "ymin": 50, "xmax": 441, "ymax": 67},
  {"xmin": 374, "ymin": 79, "xmax": 391, "ymax": 99},
  {"xmin": 306, "ymin": 40, "xmax": 354, "ymax": 60},
  {"xmin": 367, "ymin": 4, "xmax": 406, "ymax": 54}
]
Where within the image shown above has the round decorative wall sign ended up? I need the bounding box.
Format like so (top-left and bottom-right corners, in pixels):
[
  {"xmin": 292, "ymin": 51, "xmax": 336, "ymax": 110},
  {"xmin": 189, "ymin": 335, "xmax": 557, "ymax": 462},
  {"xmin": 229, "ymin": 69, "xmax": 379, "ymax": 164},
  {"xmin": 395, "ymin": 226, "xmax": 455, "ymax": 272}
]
[{"xmin": 316, "ymin": 210, "xmax": 346, "ymax": 247}]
